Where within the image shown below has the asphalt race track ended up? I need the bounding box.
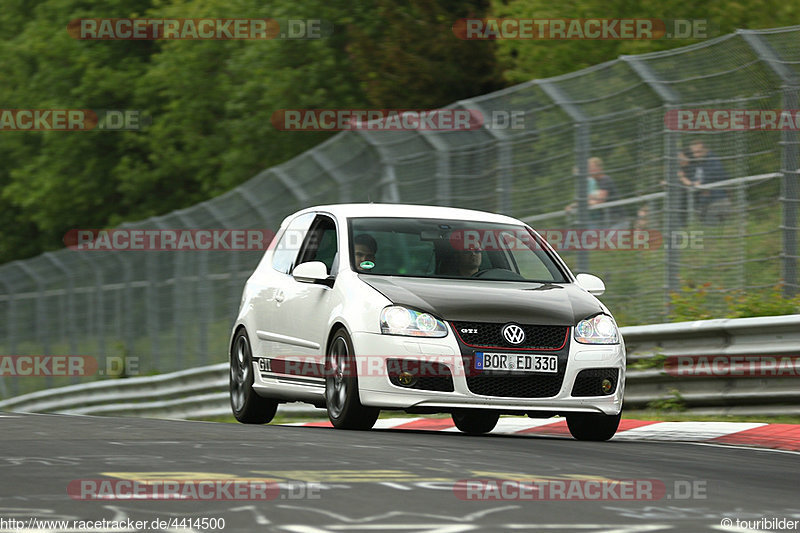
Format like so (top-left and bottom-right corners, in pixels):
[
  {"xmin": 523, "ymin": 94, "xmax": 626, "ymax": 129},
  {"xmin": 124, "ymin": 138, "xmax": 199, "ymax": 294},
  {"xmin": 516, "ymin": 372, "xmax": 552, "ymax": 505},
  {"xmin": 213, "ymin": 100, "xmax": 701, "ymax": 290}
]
[{"xmin": 0, "ymin": 413, "xmax": 798, "ymax": 532}]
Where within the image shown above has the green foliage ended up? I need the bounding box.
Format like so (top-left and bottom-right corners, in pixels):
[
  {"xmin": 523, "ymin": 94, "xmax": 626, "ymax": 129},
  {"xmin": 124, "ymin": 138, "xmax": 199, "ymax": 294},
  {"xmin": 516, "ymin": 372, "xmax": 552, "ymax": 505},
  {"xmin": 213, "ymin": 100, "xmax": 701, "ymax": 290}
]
[
  {"xmin": 629, "ymin": 351, "xmax": 666, "ymax": 371},
  {"xmin": 646, "ymin": 388, "xmax": 686, "ymax": 412},
  {"xmin": 669, "ymin": 282, "xmax": 800, "ymax": 322},
  {"xmin": 491, "ymin": 0, "xmax": 800, "ymax": 83},
  {"xmin": 346, "ymin": 0, "xmax": 500, "ymax": 108},
  {"xmin": 0, "ymin": 0, "xmax": 499, "ymax": 263},
  {"xmin": 668, "ymin": 282, "xmax": 716, "ymax": 322},
  {"xmin": 725, "ymin": 285, "xmax": 800, "ymax": 318}
]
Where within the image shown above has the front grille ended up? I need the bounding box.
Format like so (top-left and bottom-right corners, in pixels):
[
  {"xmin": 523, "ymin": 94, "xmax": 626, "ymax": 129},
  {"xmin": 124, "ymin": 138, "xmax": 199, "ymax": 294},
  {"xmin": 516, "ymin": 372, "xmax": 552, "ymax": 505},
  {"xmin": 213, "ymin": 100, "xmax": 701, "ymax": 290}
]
[
  {"xmin": 386, "ymin": 358, "xmax": 455, "ymax": 392},
  {"xmin": 451, "ymin": 321, "xmax": 570, "ymax": 399},
  {"xmin": 451, "ymin": 321, "xmax": 568, "ymax": 351},
  {"xmin": 464, "ymin": 371, "xmax": 564, "ymax": 398},
  {"xmin": 571, "ymin": 368, "xmax": 619, "ymax": 397}
]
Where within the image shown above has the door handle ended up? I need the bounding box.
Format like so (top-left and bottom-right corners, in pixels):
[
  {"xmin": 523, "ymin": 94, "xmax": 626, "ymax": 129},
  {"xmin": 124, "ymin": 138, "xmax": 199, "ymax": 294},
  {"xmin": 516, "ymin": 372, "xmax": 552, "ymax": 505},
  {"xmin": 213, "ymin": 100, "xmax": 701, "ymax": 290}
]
[{"xmin": 275, "ymin": 290, "xmax": 285, "ymax": 303}]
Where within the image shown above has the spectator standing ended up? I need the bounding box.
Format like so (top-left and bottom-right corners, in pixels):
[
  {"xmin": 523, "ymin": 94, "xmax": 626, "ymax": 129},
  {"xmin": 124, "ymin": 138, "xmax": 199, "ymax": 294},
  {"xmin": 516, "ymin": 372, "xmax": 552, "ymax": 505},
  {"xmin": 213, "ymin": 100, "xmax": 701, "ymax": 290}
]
[
  {"xmin": 676, "ymin": 148, "xmax": 695, "ymax": 226},
  {"xmin": 587, "ymin": 157, "xmax": 619, "ymax": 227},
  {"xmin": 688, "ymin": 140, "xmax": 730, "ymax": 224}
]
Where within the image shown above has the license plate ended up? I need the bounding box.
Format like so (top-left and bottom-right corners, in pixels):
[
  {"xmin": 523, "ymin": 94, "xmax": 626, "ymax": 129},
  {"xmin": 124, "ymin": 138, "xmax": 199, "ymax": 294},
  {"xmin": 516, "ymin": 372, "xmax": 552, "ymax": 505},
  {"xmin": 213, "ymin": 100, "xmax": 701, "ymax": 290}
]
[{"xmin": 475, "ymin": 352, "xmax": 558, "ymax": 373}]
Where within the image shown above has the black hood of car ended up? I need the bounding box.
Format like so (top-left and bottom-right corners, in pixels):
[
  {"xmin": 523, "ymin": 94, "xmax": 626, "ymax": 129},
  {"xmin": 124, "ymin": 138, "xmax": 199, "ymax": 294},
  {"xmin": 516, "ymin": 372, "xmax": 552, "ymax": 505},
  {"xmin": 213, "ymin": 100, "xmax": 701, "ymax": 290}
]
[{"xmin": 358, "ymin": 275, "xmax": 605, "ymax": 325}]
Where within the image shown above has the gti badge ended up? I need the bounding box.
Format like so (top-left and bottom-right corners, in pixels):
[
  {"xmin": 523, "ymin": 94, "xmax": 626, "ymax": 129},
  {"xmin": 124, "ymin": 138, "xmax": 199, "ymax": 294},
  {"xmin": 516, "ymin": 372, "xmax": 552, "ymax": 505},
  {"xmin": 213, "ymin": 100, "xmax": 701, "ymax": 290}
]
[{"xmin": 502, "ymin": 323, "xmax": 525, "ymax": 345}]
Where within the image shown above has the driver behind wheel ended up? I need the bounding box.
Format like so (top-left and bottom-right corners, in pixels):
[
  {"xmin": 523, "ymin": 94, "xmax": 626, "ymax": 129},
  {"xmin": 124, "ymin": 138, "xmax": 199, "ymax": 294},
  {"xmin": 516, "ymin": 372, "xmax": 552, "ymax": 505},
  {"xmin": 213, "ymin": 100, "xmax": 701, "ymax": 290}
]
[
  {"xmin": 456, "ymin": 248, "xmax": 482, "ymax": 276},
  {"xmin": 440, "ymin": 245, "xmax": 483, "ymax": 277}
]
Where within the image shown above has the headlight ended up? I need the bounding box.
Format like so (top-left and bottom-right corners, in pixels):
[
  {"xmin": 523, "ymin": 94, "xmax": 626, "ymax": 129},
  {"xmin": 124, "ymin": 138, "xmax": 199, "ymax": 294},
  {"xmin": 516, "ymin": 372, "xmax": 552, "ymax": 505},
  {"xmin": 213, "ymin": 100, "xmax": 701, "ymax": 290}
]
[
  {"xmin": 380, "ymin": 306, "xmax": 448, "ymax": 337},
  {"xmin": 574, "ymin": 314, "xmax": 619, "ymax": 344}
]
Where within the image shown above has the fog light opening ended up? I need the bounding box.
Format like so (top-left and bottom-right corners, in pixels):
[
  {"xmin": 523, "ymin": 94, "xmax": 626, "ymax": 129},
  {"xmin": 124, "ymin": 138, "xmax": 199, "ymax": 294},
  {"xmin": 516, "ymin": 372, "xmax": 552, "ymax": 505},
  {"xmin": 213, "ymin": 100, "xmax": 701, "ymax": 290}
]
[
  {"xmin": 601, "ymin": 378, "xmax": 614, "ymax": 394},
  {"xmin": 398, "ymin": 371, "xmax": 418, "ymax": 387}
]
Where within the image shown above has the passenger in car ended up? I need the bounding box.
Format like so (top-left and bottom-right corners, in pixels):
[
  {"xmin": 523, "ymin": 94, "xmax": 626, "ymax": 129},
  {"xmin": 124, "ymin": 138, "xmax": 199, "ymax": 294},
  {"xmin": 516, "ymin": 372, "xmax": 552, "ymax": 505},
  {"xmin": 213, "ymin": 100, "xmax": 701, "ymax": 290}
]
[{"xmin": 353, "ymin": 233, "xmax": 378, "ymax": 271}]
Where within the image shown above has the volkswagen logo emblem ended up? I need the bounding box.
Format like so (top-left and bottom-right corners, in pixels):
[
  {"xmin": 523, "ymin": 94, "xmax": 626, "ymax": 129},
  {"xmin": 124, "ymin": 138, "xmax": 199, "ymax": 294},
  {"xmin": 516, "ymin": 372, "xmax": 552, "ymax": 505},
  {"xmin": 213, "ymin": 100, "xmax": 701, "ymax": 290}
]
[{"xmin": 502, "ymin": 324, "xmax": 525, "ymax": 345}]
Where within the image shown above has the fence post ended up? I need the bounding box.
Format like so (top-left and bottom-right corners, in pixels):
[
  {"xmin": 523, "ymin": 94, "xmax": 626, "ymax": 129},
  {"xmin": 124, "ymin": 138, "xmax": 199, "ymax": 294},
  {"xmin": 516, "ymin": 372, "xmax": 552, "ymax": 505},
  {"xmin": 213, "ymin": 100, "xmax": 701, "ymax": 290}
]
[
  {"xmin": 157, "ymin": 216, "xmax": 185, "ymax": 372},
  {"xmin": 193, "ymin": 203, "xmax": 231, "ymax": 366},
  {"xmin": 418, "ymin": 131, "xmax": 452, "ymax": 206},
  {"xmin": 537, "ymin": 79, "xmax": 590, "ymax": 272},
  {"xmin": 664, "ymin": 128, "xmax": 681, "ymax": 308},
  {"xmin": 621, "ymin": 55, "xmax": 682, "ymax": 318},
  {"xmin": 145, "ymin": 239, "xmax": 161, "ymax": 372},
  {"xmin": 119, "ymin": 249, "xmax": 135, "ymax": 373},
  {"xmin": 496, "ymin": 142, "xmax": 512, "ymax": 215},
  {"xmin": 575, "ymin": 122, "xmax": 591, "ymax": 258},
  {"xmin": 175, "ymin": 211, "xmax": 201, "ymax": 369},
  {"xmin": 43, "ymin": 253, "xmax": 79, "ymax": 383},
  {"xmin": 74, "ymin": 253, "xmax": 106, "ymax": 370},
  {"xmin": 0, "ymin": 273, "xmax": 16, "ymax": 397},
  {"xmin": 740, "ymin": 30, "xmax": 799, "ymax": 297},
  {"xmin": 459, "ymin": 99, "xmax": 514, "ymax": 216},
  {"xmin": 734, "ymin": 130, "xmax": 747, "ymax": 296},
  {"xmin": 311, "ymin": 151, "xmax": 352, "ymax": 203},
  {"xmin": 16, "ymin": 262, "xmax": 53, "ymax": 388},
  {"xmin": 781, "ymin": 87, "xmax": 799, "ymax": 297},
  {"xmin": 355, "ymin": 130, "xmax": 401, "ymax": 203},
  {"xmin": 100, "ymin": 247, "xmax": 134, "ymax": 377}
]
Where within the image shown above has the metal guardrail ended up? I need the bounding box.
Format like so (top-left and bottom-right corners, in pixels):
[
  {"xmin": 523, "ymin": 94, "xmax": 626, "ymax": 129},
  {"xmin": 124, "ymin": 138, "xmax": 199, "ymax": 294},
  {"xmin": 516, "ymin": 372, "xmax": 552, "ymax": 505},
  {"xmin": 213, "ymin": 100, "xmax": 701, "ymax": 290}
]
[
  {"xmin": 1, "ymin": 314, "xmax": 799, "ymax": 419},
  {"xmin": 0, "ymin": 362, "xmax": 317, "ymax": 419},
  {"xmin": 0, "ymin": 364, "xmax": 232, "ymax": 419},
  {"xmin": 622, "ymin": 314, "xmax": 800, "ymax": 416}
]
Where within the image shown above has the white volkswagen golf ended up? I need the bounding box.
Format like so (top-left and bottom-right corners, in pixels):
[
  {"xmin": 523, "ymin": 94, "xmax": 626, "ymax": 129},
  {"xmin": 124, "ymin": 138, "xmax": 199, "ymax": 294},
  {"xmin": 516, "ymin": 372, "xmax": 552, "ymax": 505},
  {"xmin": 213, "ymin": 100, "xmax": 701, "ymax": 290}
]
[{"xmin": 229, "ymin": 204, "xmax": 625, "ymax": 440}]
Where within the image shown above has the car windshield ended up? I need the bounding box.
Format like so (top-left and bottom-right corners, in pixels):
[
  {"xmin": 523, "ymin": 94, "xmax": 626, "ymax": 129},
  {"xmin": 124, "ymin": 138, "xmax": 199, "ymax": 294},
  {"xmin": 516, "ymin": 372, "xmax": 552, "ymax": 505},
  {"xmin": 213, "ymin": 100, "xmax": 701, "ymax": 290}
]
[{"xmin": 348, "ymin": 217, "xmax": 568, "ymax": 282}]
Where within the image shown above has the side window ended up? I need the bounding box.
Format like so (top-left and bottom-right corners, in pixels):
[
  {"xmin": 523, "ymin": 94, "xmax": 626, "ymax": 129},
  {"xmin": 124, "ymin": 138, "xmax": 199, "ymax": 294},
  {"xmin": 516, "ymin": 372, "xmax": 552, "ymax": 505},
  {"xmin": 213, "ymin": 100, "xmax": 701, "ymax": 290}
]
[
  {"xmin": 271, "ymin": 213, "xmax": 315, "ymax": 274},
  {"xmin": 297, "ymin": 215, "xmax": 338, "ymax": 274}
]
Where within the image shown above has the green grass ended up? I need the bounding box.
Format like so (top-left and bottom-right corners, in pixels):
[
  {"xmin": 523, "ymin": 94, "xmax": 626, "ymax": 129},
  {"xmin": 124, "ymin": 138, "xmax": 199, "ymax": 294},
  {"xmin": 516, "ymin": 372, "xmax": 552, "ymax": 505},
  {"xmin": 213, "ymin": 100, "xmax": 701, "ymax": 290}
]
[{"xmin": 620, "ymin": 410, "xmax": 800, "ymax": 424}]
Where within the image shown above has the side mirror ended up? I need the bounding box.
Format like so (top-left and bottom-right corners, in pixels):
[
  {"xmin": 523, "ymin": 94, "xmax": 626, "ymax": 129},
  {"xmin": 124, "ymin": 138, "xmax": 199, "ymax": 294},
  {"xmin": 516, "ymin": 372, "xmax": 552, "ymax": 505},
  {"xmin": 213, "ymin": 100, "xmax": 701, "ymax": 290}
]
[
  {"xmin": 575, "ymin": 273, "xmax": 605, "ymax": 296},
  {"xmin": 292, "ymin": 261, "xmax": 333, "ymax": 287}
]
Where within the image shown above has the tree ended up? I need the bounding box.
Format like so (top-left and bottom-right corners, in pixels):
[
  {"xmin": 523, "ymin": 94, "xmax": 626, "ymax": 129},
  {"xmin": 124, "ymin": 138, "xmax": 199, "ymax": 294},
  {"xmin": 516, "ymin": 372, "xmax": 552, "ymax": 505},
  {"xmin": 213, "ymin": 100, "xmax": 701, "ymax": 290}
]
[{"xmin": 491, "ymin": 0, "xmax": 800, "ymax": 83}]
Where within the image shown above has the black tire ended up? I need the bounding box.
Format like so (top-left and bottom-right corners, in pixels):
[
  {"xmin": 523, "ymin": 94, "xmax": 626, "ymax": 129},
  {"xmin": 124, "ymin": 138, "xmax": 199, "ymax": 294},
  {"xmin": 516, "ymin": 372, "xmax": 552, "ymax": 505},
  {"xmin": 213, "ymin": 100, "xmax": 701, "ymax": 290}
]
[
  {"xmin": 229, "ymin": 329, "xmax": 278, "ymax": 424},
  {"xmin": 566, "ymin": 412, "xmax": 621, "ymax": 441},
  {"xmin": 452, "ymin": 410, "xmax": 500, "ymax": 435},
  {"xmin": 325, "ymin": 328, "xmax": 379, "ymax": 430}
]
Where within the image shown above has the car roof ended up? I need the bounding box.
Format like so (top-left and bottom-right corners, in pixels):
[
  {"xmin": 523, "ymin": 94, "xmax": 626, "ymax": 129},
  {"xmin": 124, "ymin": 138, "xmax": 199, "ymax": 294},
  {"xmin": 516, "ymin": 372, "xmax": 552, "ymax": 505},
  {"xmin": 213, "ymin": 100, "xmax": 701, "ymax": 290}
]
[{"xmin": 284, "ymin": 203, "xmax": 525, "ymax": 226}]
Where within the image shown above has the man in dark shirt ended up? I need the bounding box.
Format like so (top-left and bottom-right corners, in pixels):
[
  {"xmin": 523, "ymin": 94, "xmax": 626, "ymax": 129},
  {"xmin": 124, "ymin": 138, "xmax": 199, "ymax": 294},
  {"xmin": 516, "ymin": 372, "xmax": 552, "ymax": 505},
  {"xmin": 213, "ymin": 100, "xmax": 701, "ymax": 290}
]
[
  {"xmin": 588, "ymin": 157, "xmax": 619, "ymax": 226},
  {"xmin": 689, "ymin": 140, "xmax": 729, "ymax": 223}
]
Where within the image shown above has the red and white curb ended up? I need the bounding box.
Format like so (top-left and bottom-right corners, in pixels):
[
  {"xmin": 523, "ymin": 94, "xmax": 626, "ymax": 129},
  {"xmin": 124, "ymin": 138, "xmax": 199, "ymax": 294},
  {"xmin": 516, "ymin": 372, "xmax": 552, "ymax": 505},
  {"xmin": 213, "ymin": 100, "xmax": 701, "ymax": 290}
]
[{"xmin": 286, "ymin": 417, "xmax": 800, "ymax": 452}]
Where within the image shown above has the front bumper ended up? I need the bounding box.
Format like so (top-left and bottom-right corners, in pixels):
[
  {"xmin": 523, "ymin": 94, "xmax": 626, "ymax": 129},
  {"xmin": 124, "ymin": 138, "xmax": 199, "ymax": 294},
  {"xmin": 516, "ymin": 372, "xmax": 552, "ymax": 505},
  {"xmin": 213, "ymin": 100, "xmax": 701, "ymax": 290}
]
[{"xmin": 352, "ymin": 327, "xmax": 625, "ymax": 416}]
